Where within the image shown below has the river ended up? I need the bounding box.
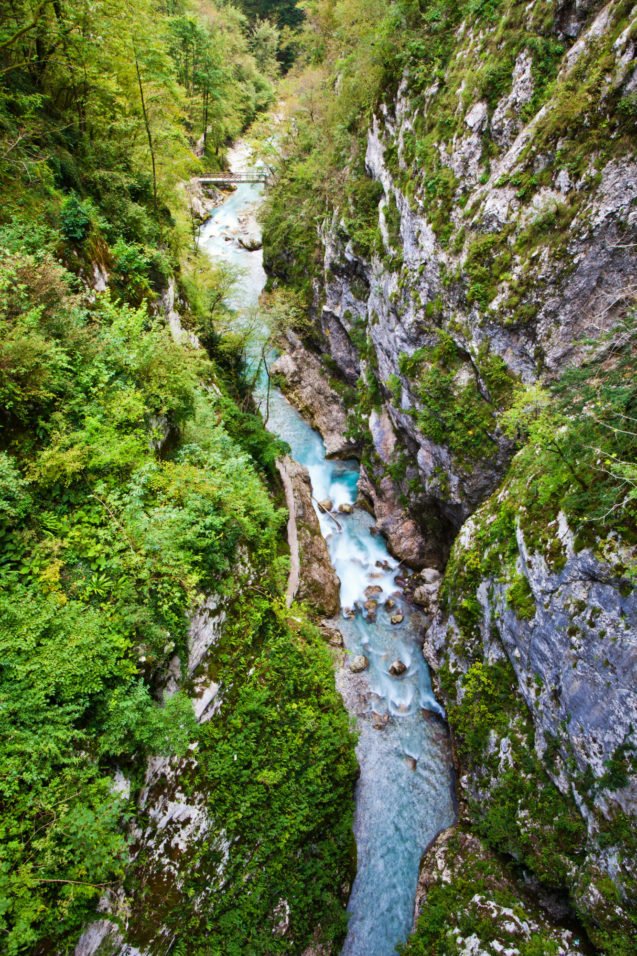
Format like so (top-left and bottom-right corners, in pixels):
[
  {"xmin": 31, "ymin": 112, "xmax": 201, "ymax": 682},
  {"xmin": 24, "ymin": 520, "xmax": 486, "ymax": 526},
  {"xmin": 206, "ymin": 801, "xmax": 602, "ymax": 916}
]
[{"xmin": 198, "ymin": 146, "xmax": 456, "ymax": 956}]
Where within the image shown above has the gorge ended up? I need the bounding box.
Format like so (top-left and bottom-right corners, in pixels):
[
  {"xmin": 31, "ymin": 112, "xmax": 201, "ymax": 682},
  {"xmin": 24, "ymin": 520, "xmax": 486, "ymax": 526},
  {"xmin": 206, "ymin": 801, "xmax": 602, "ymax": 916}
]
[
  {"xmin": 0, "ymin": 1, "xmax": 635, "ymax": 955},
  {"xmin": 200, "ymin": 161, "xmax": 456, "ymax": 955}
]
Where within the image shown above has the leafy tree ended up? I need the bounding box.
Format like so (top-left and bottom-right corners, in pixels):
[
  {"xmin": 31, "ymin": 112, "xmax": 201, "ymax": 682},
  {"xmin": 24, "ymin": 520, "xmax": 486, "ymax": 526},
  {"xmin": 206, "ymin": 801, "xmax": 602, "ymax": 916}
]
[{"xmin": 234, "ymin": 0, "xmax": 305, "ymax": 30}]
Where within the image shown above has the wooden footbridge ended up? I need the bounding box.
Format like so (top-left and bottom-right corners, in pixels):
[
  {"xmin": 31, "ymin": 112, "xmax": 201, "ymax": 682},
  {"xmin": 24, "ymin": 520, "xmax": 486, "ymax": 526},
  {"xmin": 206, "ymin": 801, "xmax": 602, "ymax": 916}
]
[{"xmin": 196, "ymin": 170, "xmax": 269, "ymax": 186}]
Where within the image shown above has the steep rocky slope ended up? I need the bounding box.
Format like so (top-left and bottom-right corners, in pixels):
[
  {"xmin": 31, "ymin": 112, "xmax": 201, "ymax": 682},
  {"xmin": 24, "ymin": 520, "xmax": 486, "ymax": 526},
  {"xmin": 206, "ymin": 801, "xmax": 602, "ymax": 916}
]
[{"xmin": 264, "ymin": 0, "xmax": 636, "ymax": 950}]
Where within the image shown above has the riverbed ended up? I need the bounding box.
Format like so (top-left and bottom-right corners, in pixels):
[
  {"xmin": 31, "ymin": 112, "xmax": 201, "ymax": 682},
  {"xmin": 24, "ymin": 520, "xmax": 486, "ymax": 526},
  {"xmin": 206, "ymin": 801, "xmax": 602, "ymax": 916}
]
[{"xmin": 199, "ymin": 147, "xmax": 456, "ymax": 956}]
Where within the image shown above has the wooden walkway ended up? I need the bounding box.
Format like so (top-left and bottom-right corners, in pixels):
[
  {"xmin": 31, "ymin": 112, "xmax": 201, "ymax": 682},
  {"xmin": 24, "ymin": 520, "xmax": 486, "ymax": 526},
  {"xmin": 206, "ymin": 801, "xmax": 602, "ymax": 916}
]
[{"xmin": 196, "ymin": 170, "xmax": 268, "ymax": 185}]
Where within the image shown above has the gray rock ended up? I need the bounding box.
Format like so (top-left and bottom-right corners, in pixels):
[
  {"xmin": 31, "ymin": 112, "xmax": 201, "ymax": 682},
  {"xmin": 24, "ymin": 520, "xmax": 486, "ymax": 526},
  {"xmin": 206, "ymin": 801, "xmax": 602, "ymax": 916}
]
[
  {"xmin": 286, "ymin": 458, "xmax": 341, "ymax": 616},
  {"xmin": 420, "ymin": 568, "xmax": 442, "ymax": 585},
  {"xmin": 350, "ymin": 655, "xmax": 369, "ymax": 674},
  {"xmin": 414, "ymin": 584, "xmax": 440, "ymax": 608},
  {"xmin": 270, "ymin": 342, "xmax": 358, "ymax": 458}
]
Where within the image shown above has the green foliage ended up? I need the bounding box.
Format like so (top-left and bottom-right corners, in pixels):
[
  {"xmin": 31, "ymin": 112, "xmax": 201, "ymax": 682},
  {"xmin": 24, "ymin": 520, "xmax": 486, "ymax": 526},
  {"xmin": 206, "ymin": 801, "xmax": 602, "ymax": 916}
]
[
  {"xmin": 345, "ymin": 174, "xmax": 384, "ymax": 259},
  {"xmin": 500, "ymin": 312, "xmax": 637, "ymax": 550},
  {"xmin": 0, "ymin": 247, "xmax": 292, "ymax": 952},
  {"xmin": 0, "ymin": 5, "xmax": 358, "ymax": 954},
  {"xmin": 262, "ymin": 150, "xmax": 325, "ymax": 302},
  {"xmin": 130, "ymin": 601, "xmax": 358, "ymax": 953},
  {"xmin": 400, "ymin": 833, "xmax": 571, "ymax": 956},
  {"xmin": 61, "ymin": 194, "xmax": 93, "ymax": 243},
  {"xmin": 401, "ymin": 329, "xmax": 509, "ymax": 466},
  {"xmin": 507, "ymin": 571, "xmax": 535, "ymax": 620},
  {"xmin": 236, "ymin": 0, "xmax": 305, "ymax": 30},
  {"xmin": 449, "ymin": 660, "xmax": 514, "ymax": 752},
  {"xmin": 464, "ymin": 232, "xmax": 512, "ymax": 309}
]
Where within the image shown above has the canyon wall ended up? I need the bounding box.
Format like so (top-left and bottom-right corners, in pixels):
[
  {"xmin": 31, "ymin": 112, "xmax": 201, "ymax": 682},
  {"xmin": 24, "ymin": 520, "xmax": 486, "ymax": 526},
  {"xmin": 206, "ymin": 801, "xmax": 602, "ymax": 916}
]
[{"xmin": 266, "ymin": 0, "xmax": 637, "ymax": 949}]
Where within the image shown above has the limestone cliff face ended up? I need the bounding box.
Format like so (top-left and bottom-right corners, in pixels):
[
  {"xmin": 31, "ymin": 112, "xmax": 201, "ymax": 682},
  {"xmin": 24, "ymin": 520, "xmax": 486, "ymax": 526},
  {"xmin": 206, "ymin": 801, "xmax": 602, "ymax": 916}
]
[
  {"xmin": 74, "ymin": 562, "xmax": 254, "ymax": 956},
  {"xmin": 294, "ymin": 0, "xmax": 636, "ymax": 564},
  {"xmin": 265, "ymin": 0, "xmax": 637, "ymax": 948},
  {"xmin": 424, "ymin": 498, "xmax": 637, "ymax": 945}
]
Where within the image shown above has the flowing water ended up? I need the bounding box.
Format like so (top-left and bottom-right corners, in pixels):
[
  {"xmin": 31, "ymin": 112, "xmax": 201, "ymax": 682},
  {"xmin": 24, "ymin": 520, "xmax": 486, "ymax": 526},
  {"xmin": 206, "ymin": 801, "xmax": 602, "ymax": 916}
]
[{"xmin": 199, "ymin": 150, "xmax": 456, "ymax": 956}]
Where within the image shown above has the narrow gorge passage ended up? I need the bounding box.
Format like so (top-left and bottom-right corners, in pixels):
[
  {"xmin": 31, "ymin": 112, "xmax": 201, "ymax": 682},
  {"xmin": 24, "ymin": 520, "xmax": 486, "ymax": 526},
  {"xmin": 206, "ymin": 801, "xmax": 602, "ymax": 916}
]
[{"xmin": 200, "ymin": 147, "xmax": 456, "ymax": 956}]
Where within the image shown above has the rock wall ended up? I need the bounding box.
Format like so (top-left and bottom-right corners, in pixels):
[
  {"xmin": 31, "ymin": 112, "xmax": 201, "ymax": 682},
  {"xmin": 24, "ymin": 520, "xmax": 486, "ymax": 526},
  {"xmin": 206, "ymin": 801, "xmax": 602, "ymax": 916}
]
[
  {"xmin": 277, "ymin": 0, "xmax": 636, "ymax": 566},
  {"xmin": 265, "ymin": 0, "xmax": 637, "ymax": 948},
  {"xmin": 423, "ymin": 492, "xmax": 637, "ymax": 947},
  {"xmin": 282, "ymin": 454, "xmax": 342, "ymax": 616}
]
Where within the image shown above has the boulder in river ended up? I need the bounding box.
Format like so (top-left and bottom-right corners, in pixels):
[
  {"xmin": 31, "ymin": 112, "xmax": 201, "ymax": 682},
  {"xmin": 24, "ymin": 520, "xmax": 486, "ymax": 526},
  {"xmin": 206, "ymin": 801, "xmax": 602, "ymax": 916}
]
[
  {"xmin": 372, "ymin": 712, "xmax": 389, "ymax": 730},
  {"xmin": 390, "ymin": 613, "xmax": 404, "ymax": 625},
  {"xmin": 364, "ymin": 599, "xmax": 378, "ymax": 611},
  {"xmin": 317, "ymin": 498, "xmax": 333, "ymax": 513},
  {"xmin": 238, "ymin": 233, "xmax": 262, "ymax": 251},
  {"xmin": 385, "ymin": 597, "xmax": 396, "ymax": 610},
  {"xmin": 389, "ymin": 659, "xmax": 407, "ymax": 676},
  {"xmin": 338, "ymin": 502, "xmax": 353, "ymax": 514},
  {"xmin": 350, "ymin": 655, "xmax": 369, "ymax": 674},
  {"xmin": 365, "ymin": 585, "xmax": 383, "ymax": 597}
]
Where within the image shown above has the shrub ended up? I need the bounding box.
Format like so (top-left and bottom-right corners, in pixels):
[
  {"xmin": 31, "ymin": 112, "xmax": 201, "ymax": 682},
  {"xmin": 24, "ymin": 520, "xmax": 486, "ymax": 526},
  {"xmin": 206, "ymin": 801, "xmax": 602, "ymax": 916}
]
[{"xmin": 60, "ymin": 194, "xmax": 92, "ymax": 243}]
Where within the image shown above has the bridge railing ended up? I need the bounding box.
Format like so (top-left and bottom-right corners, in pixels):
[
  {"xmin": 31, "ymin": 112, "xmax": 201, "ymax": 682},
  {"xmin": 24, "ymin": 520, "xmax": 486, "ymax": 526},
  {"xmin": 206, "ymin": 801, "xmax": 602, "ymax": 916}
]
[{"xmin": 196, "ymin": 170, "xmax": 269, "ymax": 184}]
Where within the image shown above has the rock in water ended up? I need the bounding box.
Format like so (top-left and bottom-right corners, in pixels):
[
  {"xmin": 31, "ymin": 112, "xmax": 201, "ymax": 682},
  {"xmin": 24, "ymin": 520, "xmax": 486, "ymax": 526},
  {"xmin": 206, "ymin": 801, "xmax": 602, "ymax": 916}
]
[
  {"xmin": 350, "ymin": 655, "xmax": 369, "ymax": 673},
  {"xmin": 390, "ymin": 613, "xmax": 404, "ymax": 625},
  {"xmin": 321, "ymin": 624, "xmax": 344, "ymax": 647},
  {"xmin": 317, "ymin": 498, "xmax": 333, "ymax": 512},
  {"xmin": 372, "ymin": 712, "xmax": 389, "ymax": 730},
  {"xmin": 338, "ymin": 502, "xmax": 353, "ymax": 514},
  {"xmin": 389, "ymin": 659, "xmax": 407, "ymax": 676}
]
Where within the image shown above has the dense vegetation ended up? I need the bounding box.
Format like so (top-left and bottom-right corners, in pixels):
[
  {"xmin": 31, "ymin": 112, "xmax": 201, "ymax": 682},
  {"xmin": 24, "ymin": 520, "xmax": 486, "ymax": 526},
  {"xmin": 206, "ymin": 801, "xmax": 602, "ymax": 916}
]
[{"xmin": 0, "ymin": 1, "xmax": 357, "ymax": 953}]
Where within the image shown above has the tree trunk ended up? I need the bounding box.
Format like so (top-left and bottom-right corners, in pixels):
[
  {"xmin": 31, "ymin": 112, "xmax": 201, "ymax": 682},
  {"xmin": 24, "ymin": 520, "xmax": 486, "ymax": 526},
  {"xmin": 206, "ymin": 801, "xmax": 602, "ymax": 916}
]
[
  {"xmin": 133, "ymin": 45, "xmax": 158, "ymax": 214},
  {"xmin": 202, "ymin": 86, "xmax": 209, "ymax": 154}
]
